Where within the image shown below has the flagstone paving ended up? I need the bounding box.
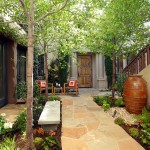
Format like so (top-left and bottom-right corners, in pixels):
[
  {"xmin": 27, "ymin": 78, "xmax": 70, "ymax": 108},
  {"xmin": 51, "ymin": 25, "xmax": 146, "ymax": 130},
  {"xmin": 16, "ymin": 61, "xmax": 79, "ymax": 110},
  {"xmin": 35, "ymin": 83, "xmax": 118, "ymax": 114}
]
[
  {"xmin": 61, "ymin": 88, "xmax": 144, "ymax": 150},
  {"xmin": 0, "ymin": 104, "xmax": 26, "ymax": 123}
]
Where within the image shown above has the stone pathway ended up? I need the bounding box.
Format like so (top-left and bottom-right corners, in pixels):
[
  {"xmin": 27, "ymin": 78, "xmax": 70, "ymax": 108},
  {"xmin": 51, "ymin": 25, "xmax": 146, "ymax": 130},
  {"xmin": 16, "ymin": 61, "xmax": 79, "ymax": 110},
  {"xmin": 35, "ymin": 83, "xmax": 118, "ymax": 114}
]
[
  {"xmin": 0, "ymin": 104, "xmax": 26, "ymax": 123},
  {"xmin": 61, "ymin": 88, "xmax": 144, "ymax": 150}
]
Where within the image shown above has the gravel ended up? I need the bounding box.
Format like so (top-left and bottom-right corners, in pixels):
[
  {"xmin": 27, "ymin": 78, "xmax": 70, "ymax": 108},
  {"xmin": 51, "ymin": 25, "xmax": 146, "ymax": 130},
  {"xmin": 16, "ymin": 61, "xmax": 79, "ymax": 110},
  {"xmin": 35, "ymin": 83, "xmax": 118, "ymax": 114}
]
[{"xmin": 105, "ymin": 107, "xmax": 138, "ymax": 125}]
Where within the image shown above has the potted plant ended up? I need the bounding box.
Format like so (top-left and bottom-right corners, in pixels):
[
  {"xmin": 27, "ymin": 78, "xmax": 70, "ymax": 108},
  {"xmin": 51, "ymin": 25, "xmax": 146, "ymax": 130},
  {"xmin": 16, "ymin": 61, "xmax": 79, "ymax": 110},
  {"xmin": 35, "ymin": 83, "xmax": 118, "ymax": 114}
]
[{"xmin": 16, "ymin": 81, "xmax": 27, "ymax": 103}]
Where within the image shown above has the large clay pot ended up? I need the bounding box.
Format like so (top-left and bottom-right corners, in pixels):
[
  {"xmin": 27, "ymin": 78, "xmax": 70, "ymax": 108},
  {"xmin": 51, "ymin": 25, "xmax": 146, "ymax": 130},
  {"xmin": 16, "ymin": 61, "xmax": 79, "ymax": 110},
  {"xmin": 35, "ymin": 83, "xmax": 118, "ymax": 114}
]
[{"xmin": 124, "ymin": 75, "xmax": 147, "ymax": 114}]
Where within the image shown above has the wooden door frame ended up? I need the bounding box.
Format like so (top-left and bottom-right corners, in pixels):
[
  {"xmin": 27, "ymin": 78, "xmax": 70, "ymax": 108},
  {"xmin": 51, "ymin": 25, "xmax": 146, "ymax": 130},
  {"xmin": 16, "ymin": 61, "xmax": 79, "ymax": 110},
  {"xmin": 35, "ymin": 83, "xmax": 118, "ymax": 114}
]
[{"xmin": 77, "ymin": 53, "xmax": 93, "ymax": 88}]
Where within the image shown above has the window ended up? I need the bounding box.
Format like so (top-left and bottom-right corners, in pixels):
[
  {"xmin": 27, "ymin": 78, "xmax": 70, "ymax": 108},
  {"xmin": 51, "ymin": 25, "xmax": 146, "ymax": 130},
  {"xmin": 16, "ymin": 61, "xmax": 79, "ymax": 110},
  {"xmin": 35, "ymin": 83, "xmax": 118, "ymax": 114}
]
[
  {"xmin": 17, "ymin": 46, "xmax": 26, "ymax": 82},
  {"xmin": 38, "ymin": 54, "xmax": 44, "ymax": 76}
]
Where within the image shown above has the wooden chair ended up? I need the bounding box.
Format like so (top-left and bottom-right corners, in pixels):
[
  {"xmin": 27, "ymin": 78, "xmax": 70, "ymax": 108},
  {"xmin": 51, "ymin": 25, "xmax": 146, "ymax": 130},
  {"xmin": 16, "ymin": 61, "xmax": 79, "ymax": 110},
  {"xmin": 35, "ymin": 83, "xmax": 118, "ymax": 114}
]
[
  {"xmin": 38, "ymin": 80, "xmax": 54, "ymax": 96},
  {"xmin": 64, "ymin": 80, "xmax": 79, "ymax": 96}
]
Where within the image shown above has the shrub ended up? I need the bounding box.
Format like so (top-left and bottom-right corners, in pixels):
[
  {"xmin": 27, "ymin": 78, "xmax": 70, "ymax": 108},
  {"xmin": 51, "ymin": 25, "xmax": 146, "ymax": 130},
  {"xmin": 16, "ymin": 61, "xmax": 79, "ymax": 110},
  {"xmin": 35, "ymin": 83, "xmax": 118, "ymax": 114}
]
[
  {"xmin": 48, "ymin": 94, "xmax": 61, "ymax": 101},
  {"xmin": 13, "ymin": 110, "xmax": 26, "ymax": 132},
  {"xmin": 114, "ymin": 117, "xmax": 125, "ymax": 125},
  {"xmin": 135, "ymin": 107, "xmax": 150, "ymax": 124},
  {"xmin": 114, "ymin": 99, "xmax": 125, "ymax": 107},
  {"xmin": 115, "ymin": 72, "xmax": 127, "ymax": 97},
  {"xmin": 38, "ymin": 95, "xmax": 46, "ymax": 105},
  {"xmin": 102, "ymin": 101, "xmax": 110, "ymax": 111},
  {"xmin": 93, "ymin": 95, "xmax": 112, "ymax": 106},
  {"xmin": 0, "ymin": 113, "xmax": 13, "ymax": 135},
  {"xmin": 33, "ymin": 105, "xmax": 44, "ymax": 124},
  {"xmin": 129, "ymin": 128, "xmax": 139, "ymax": 138},
  {"xmin": 33, "ymin": 81, "xmax": 40, "ymax": 98},
  {"xmin": 0, "ymin": 115, "xmax": 5, "ymax": 134},
  {"xmin": 140, "ymin": 123, "xmax": 150, "ymax": 146},
  {"xmin": 0, "ymin": 136, "xmax": 20, "ymax": 150},
  {"xmin": 43, "ymin": 136, "xmax": 61, "ymax": 150},
  {"xmin": 135, "ymin": 108, "xmax": 150, "ymax": 146},
  {"xmin": 16, "ymin": 81, "xmax": 27, "ymax": 99},
  {"xmin": 33, "ymin": 137, "xmax": 44, "ymax": 150}
]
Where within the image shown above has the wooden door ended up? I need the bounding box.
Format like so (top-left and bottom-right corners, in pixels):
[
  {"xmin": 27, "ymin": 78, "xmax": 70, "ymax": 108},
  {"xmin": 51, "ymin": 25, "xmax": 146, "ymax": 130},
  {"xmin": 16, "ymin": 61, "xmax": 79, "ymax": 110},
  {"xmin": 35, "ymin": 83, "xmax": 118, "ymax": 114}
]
[{"xmin": 78, "ymin": 55, "xmax": 92, "ymax": 87}]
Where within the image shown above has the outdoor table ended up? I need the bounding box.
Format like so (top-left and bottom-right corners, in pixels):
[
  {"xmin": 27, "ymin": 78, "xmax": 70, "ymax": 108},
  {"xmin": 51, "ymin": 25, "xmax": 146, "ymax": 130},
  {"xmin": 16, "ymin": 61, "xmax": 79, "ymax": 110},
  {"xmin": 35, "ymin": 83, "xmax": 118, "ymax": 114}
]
[{"xmin": 53, "ymin": 87, "xmax": 63, "ymax": 95}]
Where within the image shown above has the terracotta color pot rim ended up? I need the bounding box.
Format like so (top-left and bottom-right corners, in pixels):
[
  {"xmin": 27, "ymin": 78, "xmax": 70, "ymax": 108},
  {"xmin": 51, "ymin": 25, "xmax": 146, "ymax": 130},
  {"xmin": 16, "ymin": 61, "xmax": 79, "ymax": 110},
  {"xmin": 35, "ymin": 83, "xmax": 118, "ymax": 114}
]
[{"xmin": 129, "ymin": 74, "xmax": 142, "ymax": 77}]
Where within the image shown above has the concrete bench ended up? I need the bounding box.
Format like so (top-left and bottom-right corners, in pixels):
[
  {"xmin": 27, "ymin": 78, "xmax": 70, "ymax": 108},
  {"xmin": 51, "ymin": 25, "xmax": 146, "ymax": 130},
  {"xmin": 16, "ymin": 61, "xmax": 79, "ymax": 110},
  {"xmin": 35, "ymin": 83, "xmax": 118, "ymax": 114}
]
[{"xmin": 38, "ymin": 101, "xmax": 60, "ymax": 130}]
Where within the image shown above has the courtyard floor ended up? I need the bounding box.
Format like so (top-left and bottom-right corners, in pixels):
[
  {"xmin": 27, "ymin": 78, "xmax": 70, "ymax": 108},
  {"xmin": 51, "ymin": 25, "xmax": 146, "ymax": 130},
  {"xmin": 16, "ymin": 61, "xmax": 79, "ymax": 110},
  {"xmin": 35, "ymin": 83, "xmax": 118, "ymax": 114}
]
[
  {"xmin": 61, "ymin": 88, "xmax": 144, "ymax": 150},
  {"xmin": 0, "ymin": 88, "xmax": 145, "ymax": 150}
]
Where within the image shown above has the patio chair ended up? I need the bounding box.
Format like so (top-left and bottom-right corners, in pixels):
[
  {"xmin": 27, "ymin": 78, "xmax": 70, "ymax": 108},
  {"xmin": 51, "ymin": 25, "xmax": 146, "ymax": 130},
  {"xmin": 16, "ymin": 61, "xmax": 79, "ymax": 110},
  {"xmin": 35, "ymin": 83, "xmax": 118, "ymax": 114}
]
[
  {"xmin": 64, "ymin": 79, "xmax": 79, "ymax": 96},
  {"xmin": 38, "ymin": 80, "xmax": 54, "ymax": 96}
]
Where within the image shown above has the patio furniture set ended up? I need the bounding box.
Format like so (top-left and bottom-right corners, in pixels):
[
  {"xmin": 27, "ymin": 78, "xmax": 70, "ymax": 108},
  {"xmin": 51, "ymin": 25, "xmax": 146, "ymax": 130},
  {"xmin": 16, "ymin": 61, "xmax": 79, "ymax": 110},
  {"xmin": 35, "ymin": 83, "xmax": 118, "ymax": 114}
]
[{"xmin": 38, "ymin": 80, "xmax": 79, "ymax": 96}]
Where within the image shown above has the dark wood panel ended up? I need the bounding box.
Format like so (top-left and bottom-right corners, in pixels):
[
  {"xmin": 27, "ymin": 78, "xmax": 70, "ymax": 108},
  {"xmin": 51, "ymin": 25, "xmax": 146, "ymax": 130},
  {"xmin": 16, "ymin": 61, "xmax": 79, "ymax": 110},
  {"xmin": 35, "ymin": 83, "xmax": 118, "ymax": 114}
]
[{"xmin": 78, "ymin": 55, "xmax": 92, "ymax": 87}]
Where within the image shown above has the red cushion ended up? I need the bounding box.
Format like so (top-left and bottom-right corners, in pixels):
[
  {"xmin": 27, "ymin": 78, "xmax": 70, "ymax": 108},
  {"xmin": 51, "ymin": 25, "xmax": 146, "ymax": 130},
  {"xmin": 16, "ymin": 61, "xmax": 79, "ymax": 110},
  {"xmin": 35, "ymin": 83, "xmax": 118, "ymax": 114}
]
[
  {"xmin": 38, "ymin": 80, "xmax": 46, "ymax": 88},
  {"xmin": 68, "ymin": 80, "xmax": 77, "ymax": 87}
]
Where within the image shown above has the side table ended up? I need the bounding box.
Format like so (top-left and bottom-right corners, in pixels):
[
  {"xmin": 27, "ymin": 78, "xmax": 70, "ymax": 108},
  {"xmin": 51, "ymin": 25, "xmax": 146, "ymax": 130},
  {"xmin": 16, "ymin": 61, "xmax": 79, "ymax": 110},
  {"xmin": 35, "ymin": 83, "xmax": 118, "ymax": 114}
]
[{"xmin": 53, "ymin": 87, "xmax": 63, "ymax": 95}]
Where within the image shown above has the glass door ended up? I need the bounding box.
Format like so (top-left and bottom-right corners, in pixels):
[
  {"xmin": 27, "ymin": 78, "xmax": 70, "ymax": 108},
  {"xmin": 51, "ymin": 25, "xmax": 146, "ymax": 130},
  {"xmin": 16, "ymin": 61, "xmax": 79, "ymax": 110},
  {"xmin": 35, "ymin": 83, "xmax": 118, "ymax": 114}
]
[{"xmin": 0, "ymin": 40, "xmax": 6, "ymax": 107}]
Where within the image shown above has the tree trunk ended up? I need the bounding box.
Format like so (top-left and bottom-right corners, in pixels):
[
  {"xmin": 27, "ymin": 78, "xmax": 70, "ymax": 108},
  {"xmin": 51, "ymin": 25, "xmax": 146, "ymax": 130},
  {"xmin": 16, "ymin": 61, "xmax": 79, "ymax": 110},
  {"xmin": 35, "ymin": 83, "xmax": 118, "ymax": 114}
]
[
  {"xmin": 25, "ymin": 0, "xmax": 34, "ymax": 149},
  {"xmin": 112, "ymin": 55, "xmax": 116, "ymax": 100},
  {"xmin": 44, "ymin": 43, "xmax": 49, "ymax": 101}
]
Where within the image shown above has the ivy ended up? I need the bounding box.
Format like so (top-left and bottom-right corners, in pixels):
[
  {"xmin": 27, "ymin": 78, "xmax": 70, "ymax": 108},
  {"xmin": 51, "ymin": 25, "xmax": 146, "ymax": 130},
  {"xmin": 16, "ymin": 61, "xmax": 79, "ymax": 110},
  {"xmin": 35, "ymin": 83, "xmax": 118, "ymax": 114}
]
[{"xmin": 0, "ymin": 22, "xmax": 27, "ymax": 46}]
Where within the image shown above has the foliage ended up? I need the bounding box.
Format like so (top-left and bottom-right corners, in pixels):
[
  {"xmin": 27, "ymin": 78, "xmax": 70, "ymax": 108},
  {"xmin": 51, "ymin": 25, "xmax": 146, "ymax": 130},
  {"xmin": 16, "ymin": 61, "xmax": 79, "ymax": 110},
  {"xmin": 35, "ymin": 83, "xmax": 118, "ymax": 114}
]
[
  {"xmin": 33, "ymin": 105, "xmax": 44, "ymax": 124},
  {"xmin": 140, "ymin": 123, "xmax": 150, "ymax": 146},
  {"xmin": 129, "ymin": 128, "xmax": 139, "ymax": 138},
  {"xmin": 33, "ymin": 137, "xmax": 44, "ymax": 150},
  {"xmin": 135, "ymin": 108, "xmax": 150, "ymax": 145},
  {"xmin": 0, "ymin": 136, "xmax": 20, "ymax": 150},
  {"xmin": 0, "ymin": 113, "xmax": 13, "ymax": 135},
  {"xmin": 48, "ymin": 95, "xmax": 61, "ymax": 101},
  {"xmin": 13, "ymin": 110, "xmax": 26, "ymax": 132},
  {"xmin": 48, "ymin": 52, "xmax": 69, "ymax": 87},
  {"xmin": 102, "ymin": 101, "xmax": 110, "ymax": 111},
  {"xmin": 0, "ymin": 21, "xmax": 27, "ymax": 46},
  {"xmin": 135, "ymin": 107, "xmax": 150, "ymax": 124},
  {"xmin": 94, "ymin": 95, "xmax": 112, "ymax": 111},
  {"xmin": 48, "ymin": 60, "xmax": 59, "ymax": 84},
  {"xmin": 0, "ymin": 115, "xmax": 5, "ymax": 134},
  {"xmin": 33, "ymin": 81, "xmax": 40, "ymax": 98},
  {"xmin": 58, "ymin": 52, "xmax": 69, "ymax": 86},
  {"xmin": 37, "ymin": 95, "xmax": 46, "ymax": 105},
  {"xmin": 93, "ymin": 95, "xmax": 112, "ymax": 106},
  {"xmin": 33, "ymin": 128, "xmax": 44, "ymax": 137},
  {"xmin": 115, "ymin": 72, "xmax": 127, "ymax": 97},
  {"xmin": 16, "ymin": 81, "xmax": 27, "ymax": 100},
  {"xmin": 105, "ymin": 56, "xmax": 113, "ymax": 89},
  {"xmin": 43, "ymin": 136, "xmax": 61, "ymax": 150},
  {"xmin": 114, "ymin": 117, "xmax": 125, "ymax": 125},
  {"xmin": 114, "ymin": 99, "xmax": 125, "ymax": 107}
]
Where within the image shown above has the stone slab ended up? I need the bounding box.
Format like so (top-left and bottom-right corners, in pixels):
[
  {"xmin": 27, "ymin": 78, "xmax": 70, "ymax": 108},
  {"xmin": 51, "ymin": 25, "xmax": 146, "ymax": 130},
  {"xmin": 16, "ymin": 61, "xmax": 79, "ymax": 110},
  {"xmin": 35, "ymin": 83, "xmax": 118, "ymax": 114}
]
[{"xmin": 38, "ymin": 101, "xmax": 60, "ymax": 125}]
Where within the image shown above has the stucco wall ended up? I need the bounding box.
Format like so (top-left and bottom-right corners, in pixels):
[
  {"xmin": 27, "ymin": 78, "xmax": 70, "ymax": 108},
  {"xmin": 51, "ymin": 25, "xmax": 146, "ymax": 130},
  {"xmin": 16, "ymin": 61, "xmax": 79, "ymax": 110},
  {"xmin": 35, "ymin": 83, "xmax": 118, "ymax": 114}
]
[
  {"xmin": 70, "ymin": 52, "xmax": 107, "ymax": 89},
  {"xmin": 139, "ymin": 64, "xmax": 150, "ymax": 107}
]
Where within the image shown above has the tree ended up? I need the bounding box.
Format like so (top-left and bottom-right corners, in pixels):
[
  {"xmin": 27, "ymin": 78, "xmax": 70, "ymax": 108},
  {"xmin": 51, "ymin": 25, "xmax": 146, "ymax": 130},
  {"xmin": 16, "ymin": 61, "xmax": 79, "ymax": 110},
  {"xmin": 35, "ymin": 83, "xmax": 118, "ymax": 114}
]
[
  {"xmin": 1, "ymin": 0, "xmax": 69, "ymax": 149},
  {"xmin": 83, "ymin": 0, "xmax": 150, "ymax": 99}
]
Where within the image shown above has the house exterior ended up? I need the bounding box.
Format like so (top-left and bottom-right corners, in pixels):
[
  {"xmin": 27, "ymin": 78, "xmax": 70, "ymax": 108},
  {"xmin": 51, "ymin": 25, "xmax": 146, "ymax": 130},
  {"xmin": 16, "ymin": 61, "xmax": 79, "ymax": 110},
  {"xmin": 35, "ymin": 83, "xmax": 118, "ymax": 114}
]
[
  {"xmin": 69, "ymin": 51, "xmax": 108, "ymax": 89},
  {"xmin": 0, "ymin": 16, "xmax": 27, "ymax": 107}
]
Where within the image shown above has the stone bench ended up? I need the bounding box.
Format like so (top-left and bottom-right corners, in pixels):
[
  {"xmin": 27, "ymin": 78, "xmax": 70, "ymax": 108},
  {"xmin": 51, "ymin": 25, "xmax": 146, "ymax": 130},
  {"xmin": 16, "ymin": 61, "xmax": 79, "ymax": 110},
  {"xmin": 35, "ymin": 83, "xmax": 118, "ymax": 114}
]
[{"xmin": 38, "ymin": 101, "xmax": 60, "ymax": 131}]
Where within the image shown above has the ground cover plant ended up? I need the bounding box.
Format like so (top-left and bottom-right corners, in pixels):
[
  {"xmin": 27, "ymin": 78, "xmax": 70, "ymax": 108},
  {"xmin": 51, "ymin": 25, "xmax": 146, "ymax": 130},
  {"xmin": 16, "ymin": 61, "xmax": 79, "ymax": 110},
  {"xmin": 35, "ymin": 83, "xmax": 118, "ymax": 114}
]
[{"xmin": 115, "ymin": 109, "xmax": 150, "ymax": 149}]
